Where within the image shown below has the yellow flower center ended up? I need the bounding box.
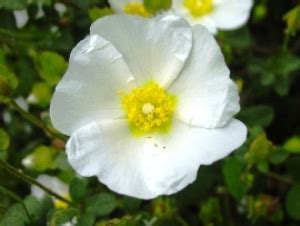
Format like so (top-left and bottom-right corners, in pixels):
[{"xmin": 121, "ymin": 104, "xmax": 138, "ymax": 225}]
[
  {"xmin": 122, "ymin": 81, "xmax": 176, "ymax": 135},
  {"xmin": 53, "ymin": 194, "xmax": 71, "ymax": 209},
  {"xmin": 184, "ymin": 0, "xmax": 214, "ymax": 18},
  {"xmin": 124, "ymin": 2, "xmax": 150, "ymax": 17}
]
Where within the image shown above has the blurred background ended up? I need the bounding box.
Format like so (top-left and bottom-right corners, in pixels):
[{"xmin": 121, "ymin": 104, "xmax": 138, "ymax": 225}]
[{"xmin": 0, "ymin": 0, "xmax": 300, "ymax": 225}]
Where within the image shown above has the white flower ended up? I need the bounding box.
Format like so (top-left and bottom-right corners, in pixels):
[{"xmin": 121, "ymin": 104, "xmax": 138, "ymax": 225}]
[
  {"xmin": 172, "ymin": 0, "xmax": 253, "ymax": 33},
  {"xmin": 50, "ymin": 14, "xmax": 247, "ymax": 199},
  {"xmin": 108, "ymin": 0, "xmax": 253, "ymax": 34},
  {"xmin": 31, "ymin": 175, "xmax": 70, "ymax": 209}
]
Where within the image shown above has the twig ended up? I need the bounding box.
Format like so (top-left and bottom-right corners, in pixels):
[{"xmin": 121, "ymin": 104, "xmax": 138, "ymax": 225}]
[
  {"xmin": 266, "ymin": 171, "xmax": 293, "ymax": 185},
  {"xmin": 0, "ymin": 160, "xmax": 74, "ymax": 207},
  {"xmin": 9, "ymin": 99, "xmax": 67, "ymax": 142}
]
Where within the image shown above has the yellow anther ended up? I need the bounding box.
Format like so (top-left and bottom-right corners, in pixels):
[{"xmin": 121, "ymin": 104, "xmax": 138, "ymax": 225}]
[
  {"xmin": 184, "ymin": 0, "xmax": 214, "ymax": 18},
  {"xmin": 124, "ymin": 2, "xmax": 150, "ymax": 17},
  {"xmin": 122, "ymin": 81, "xmax": 176, "ymax": 134}
]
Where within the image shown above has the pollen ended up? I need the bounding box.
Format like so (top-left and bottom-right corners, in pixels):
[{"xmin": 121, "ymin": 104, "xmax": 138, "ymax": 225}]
[
  {"xmin": 122, "ymin": 81, "xmax": 176, "ymax": 134},
  {"xmin": 124, "ymin": 2, "xmax": 150, "ymax": 17},
  {"xmin": 184, "ymin": 0, "xmax": 214, "ymax": 18}
]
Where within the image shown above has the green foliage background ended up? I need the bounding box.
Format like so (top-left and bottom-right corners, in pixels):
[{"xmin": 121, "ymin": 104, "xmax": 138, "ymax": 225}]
[{"xmin": 0, "ymin": 0, "xmax": 300, "ymax": 225}]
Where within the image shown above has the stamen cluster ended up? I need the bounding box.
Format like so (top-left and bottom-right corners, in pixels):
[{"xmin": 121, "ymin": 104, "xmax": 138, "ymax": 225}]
[{"xmin": 122, "ymin": 82, "xmax": 176, "ymax": 133}]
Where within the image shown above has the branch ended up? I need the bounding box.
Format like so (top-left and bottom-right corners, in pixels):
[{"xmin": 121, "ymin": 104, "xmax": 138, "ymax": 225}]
[{"xmin": 0, "ymin": 160, "xmax": 74, "ymax": 207}]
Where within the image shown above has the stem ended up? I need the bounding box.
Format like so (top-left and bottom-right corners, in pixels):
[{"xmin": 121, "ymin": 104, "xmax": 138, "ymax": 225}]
[
  {"xmin": 175, "ymin": 216, "xmax": 189, "ymax": 226},
  {"xmin": 9, "ymin": 99, "xmax": 67, "ymax": 142},
  {"xmin": 267, "ymin": 171, "xmax": 293, "ymax": 185},
  {"xmin": 282, "ymin": 35, "xmax": 290, "ymax": 52},
  {"xmin": 0, "ymin": 160, "xmax": 74, "ymax": 207}
]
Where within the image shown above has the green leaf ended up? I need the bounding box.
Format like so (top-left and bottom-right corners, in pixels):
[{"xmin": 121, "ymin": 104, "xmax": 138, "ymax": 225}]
[
  {"xmin": 0, "ymin": 186, "xmax": 31, "ymax": 222},
  {"xmin": 285, "ymin": 185, "xmax": 300, "ymax": 220},
  {"xmin": 27, "ymin": 82, "xmax": 51, "ymax": 108},
  {"xmin": 245, "ymin": 133, "xmax": 274, "ymax": 164},
  {"xmin": 76, "ymin": 213, "xmax": 95, "ymax": 226},
  {"xmin": 23, "ymin": 195, "xmax": 42, "ymax": 221},
  {"xmin": 0, "ymin": 0, "xmax": 27, "ymax": 10},
  {"xmin": 238, "ymin": 105, "xmax": 274, "ymax": 128},
  {"xmin": 120, "ymin": 197, "xmax": 141, "ymax": 213},
  {"xmin": 86, "ymin": 193, "xmax": 118, "ymax": 216},
  {"xmin": 199, "ymin": 197, "xmax": 222, "ymax": 225},
  {"xmin": 222, "ymin": 158, "xmax": 247, "ymax": 200},
  {"xmin": 283, "ymin": 136, "xmax": 300, "ymax": 153},
  {"xmin": 287, "ymin": 156, "xmax": 300, "ymax": 181},
  {"xmin": 0, "ymin": 65, "xmax": 18, "ymax": 103},
  {"xmin": 22, "ymin": 145, "xmax": 57, "ymax": 171},
  {"xmin": 269, "ymin": 148, "xmax": 289, "ymax": 164},
  {"xmin": 144, "ymin": 0, "xmax": 172, "ymax": 14},
  {"xmin": 69, "ymin": 177, "xmax": 88, "ymax": 203},
  {"xmin": 283, "ymin": 5, "xmax": 300, "ymax": 36},
  {"xmin": 253, "ymin": 3, "xmax": 267, "ymax": 22},
  {"xmin": 49, "ymin": 208, "xmax": 79, "ymax": 226},
  {"xmin": 1, "ymin": 203, "xmax": 29, "ymax": 226},
  {"xmin": 34, "ymin": 51, "xmax": 67, "ymax": 87},
  {"xmin": 88, "ymin": 7, "xmax": 113, "ymax": 22},
  {"xmin": 221, "ymin": 27, "xmax": 252, "ymax": 49},
  {"xmin": 256, "ymin": 160, "xmax": 269, "ymax": 173},
  {"xmin": 0, "ymin": 129, "xmax": 10, "ymax": 151},
  {"xmin": 32, "ymin": 0, "xmax": 52, "ymax": 6},
  {"xmin": 98, "ymin": 216, "xmax": 137, "ymax": 226}
]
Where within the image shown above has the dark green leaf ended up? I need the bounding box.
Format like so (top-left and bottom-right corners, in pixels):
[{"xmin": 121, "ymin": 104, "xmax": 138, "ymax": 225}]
[
  {"xmin": 285, "ymin": 185, "xmax": 300, "ymax": 220},
  {"xmin": 269, "ymin": 148, "xmax": 289, "ymax": 164},
  {"xmin": 69, "ymin": 177, "xmax": 88, "ymax": 202},
  {"xmin": 86, "ymin": 193, "xmax": 117, "ymax": 216},
  {"xmin": 238, "ymin": 105, "xmax": 274, "ymax": 128},
  {"xmin": 222, "ymin": 158, "xmax": 247, "ymax": 200},
  {"xmin": 76, "ymin": 213, "xmax": 95, "ymax": 226}
]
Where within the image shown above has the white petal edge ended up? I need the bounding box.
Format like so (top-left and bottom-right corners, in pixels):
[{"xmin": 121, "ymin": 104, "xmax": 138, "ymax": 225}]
[
  {"xmin": 211, "ymin": 0, "xmax": 253, "ymax": 30},
  {"xmin": 169, "ymin": 25, "xmax": 240, "ymax": 128},
  {"xmin": 66, "ymin": 120, "xmax": 159, "ymax": 199},
  {"xmin": 90, "ymin": 14, "xmax": 193, "ymax": 87},
  {"xmin": 31, "ymin": 175, "xmax": 68, "ymax": 200},
  {"xmin": 50, "ymin": 34, "xmax": 135, "ymax": 135},
  {"xmin": 142, "ymin": 119, "xmax": 247, "ymax": 195}
]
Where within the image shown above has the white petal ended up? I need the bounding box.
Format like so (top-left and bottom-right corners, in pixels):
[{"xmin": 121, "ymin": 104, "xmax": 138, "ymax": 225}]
[
  {"xmin": 169, "ymin": 25, "xmax": 240, "ymax": 128},
  {"xmin": 143, "ymin": 119, "xmax": 247, "ymax": 195},
  {"xmin": 211, "ymin": 0, "xmax": 253, "ymax": 30},
  {"xmin": 31, "ymin": 175, "xmax": 68, "ymax": 200},
  {"xmin": 13, "ymin": 9, "xmax": 29, "ymax": 29},
  {"xmin": 109, "ymin": 0, "xmax": 143, "ymax": 13},
  {"xmin": 90, "ymin": 14, "xmax": 192, "ymax": 87},
  {"xmin": 66, "ymin": 120, "xmax": 158, "ymax": 199},
  {"xmin": 50, "ymin": 35, "xmax": 135, "ymax": 135}
]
